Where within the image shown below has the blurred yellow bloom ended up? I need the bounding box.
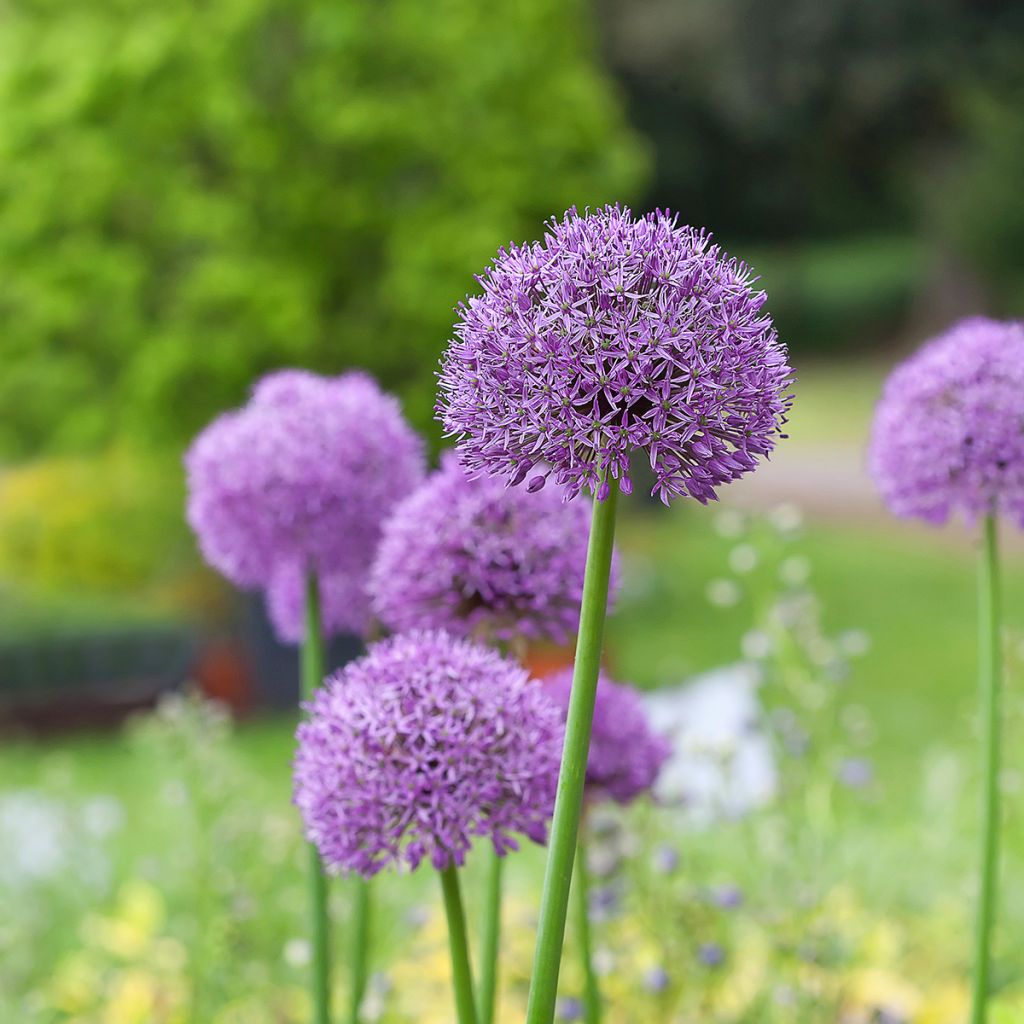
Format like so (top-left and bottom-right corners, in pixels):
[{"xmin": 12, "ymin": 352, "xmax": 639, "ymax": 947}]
[
  {"xmin": 82, "ymin": 880, "xmax": 166, "ymax": 959},
  {"xmin": 102, "ymin": 970, "xmax": 155, "ymax": 1024},
  {"xmin": 49, "ymin": 952, "xmax": 102, "ymax": 1014}
]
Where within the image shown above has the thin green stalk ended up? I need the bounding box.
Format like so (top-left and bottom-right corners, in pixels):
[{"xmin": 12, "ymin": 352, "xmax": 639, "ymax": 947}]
[
  {"xmin": 574, "ymin": 835, "xmax": 601, "ymax": 1024},
  {"xmin": 440, "ymin": 866, "xmax": 479, "ymax": 1024},
  {"xmin": 348, "ymin": 877, "xmax": 372, "ymax": 1024},
  {"xmin": 477, "ymin": 852, "xmax": 503, "ymax": 1024},
  {"xmin": 971, "ymin": 513, "xmax": 1002, "ymax": 1024},
  {"xmin": 526, "ymin": 477, "xmax": 620, "ymax": 1024},
  {"xmin": 302, "ymin": 572, "xmax": 332, "ymax": 1024}
]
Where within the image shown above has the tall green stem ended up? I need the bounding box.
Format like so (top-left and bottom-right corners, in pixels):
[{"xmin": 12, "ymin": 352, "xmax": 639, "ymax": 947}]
[
  {"xmin": 525, "ymin": 478, "xmax": 619, "ymax": 1024},
  {"xmin": 302, "ymin": 573, "xmax": 332, "ymax": 1024},
  {"xmin": 440, "ymin": 866, "xmax": 479, "ymax": 1024},
  {"xmin": 477, "ymin": 852, "xmax": 503, "ymax": 1024},
  {"xmin": 971, "ymin": 513, "xmax": 1002, "ymax": 1024},
  {"xmin": 574, "ymin": 835, "xmax": 601, "ymax": 1024},
  {"xmin": 348, "ymin": 877, "xmax": 372, "ymax": 1024}
]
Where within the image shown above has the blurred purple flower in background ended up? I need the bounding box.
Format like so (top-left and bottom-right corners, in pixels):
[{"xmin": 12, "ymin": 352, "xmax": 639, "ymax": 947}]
[
  {"xmin": 368, "ymin": 453, "xmax": 620, "ymax": 645},
  {"xmin": 184, "ymin": 369, "xmax": 425, "ymax": 635},
  {"xmin": 263, "ymin": 562, "xmax": 370, "ymax": 644},
  {"xmin": 869, "ymin": 317, "xmax": 1024, "ymax": 526},
  {"xmin": 293, "ymin": 630, "xmax": 563, "ymax": 877},
  {"xmin": 437, "ymin": 204, "xmax": 793, "ymax": 503},
  {"xmin": 544, "ymin": 667, "xmax": 670, "ymax": 804}
]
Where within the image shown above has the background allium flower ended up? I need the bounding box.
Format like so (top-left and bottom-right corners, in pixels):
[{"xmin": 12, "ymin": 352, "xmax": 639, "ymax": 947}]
[
  {"xmin": 368, "ymin": 453, "xmax": 620, "ymax": 644},
  {"xmin": 869, "ymin": 317, "xmax": 1024, "ymax": 526},
  {"xmin": 544, "ymin": 668, "xmax": 670, "ymax": 804},
  {"xmin": 293, "ymin": 630, "xmax": 564, "ymax": 876},
  {"xmin": 437, "ymin": 204, "xmax": 793, "ymax": 504},
  {"xmin": 185, "ymin": 369, "xmax": 425, "ymax": 589},
  {"xmin": 265, "ymin": 561, "xmax": 369, "ymax": 643}
]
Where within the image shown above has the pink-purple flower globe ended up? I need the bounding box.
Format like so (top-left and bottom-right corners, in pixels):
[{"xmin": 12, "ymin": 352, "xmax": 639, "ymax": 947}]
[
  {"xmin": 368, "ymin": 453, "xmax": 620, "ymax": 645},
  {"xmin": 437, "ymin": 205, "xmax": 793, "ymax": 504},
  {"xmin": 544, "ymin": 667, "xmax": 670, "ymax": 804},
  {"xmin": 869, "ymin": 317, "xmax": 1024, "ymax": 526},
  {"xmin": 184, "ymin": 369, "xmax": 425, "ymax": 591},
  {"xmin": 293, "ymin": 630, "xmax": 564, "ymax": 877}
]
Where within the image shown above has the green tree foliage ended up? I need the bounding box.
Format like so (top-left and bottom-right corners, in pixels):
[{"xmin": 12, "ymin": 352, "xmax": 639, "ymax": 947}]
[{"xmin": 0, "ymin": 0, "xmax": 648, "ymax": 457}]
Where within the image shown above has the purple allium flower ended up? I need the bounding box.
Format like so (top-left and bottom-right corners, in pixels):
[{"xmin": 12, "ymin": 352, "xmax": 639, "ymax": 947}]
[
  {"xmin": 437, "ymin": 205, "xmax": 793, "ymax": 504},
  {"xmin": 368, "ymin": 453, "xmax": 620, "ymax": 644},
  {"xmin": 869, "ymin": 317, "xmax": 1024, "ymax": 526},
  {"xmin": 543, "ymin": 668, "xmax": 670, "ymax": 804},
  {"xmin": 293, "ymin": 630, "xmax": 563, "ymax": 877},
  {"xmin": 184, "ymin": 369, "xmax": 425, "ymax": 592}
]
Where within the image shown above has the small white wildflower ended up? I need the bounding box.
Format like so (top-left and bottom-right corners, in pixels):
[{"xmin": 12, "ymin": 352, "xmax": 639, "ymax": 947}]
[
  {"xmin": 728, "ymin": 544, "xmax": 758, "ymax": 574},
  {"xmin": 706, "ymin": 578, "xmax": 741, "ymax": 608}
]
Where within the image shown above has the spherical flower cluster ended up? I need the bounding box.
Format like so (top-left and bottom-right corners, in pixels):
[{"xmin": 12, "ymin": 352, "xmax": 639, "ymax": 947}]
[
  {"xmin": 184, "ymin": 369, "xmax": 425, "ymax": 591},
  {"xmin": 293, "ymin": 630, "xmax": 564, "ymax": 876},
  {"xmin": 437, "ymin": 205, "xmax": 793, "ymax": 504},
  {"xmin": 368, "ymin": 453, "xmax": 620, "ymax": 644},
  {"xmin": 869, "ymin": 317, "xmax": 1024, "ymax": 526},
  {"xmin": 544, "ymin": 667, "xmax": 670, "ymax": 804}
]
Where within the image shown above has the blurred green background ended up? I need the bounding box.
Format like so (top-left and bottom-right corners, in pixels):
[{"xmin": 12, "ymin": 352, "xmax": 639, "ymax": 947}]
[{"xmin": 3, "ymin": 2, "xmax": 1024, "ymax": 1020}]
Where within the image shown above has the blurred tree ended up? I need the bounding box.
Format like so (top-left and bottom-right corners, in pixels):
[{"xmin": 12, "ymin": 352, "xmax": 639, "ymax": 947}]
[{"xmin": 0, "ymin": 0, "xmax": 648, "ymax": 457}]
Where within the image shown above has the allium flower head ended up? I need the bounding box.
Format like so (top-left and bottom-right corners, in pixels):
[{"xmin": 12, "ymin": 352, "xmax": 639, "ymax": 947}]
[
  {"xmin": 437, "ymin": 205, "xmax": 793, "ymax": 504},
  {"xmin": 544, "ymin": 667, "xmax": 670, "ymax": 804},
  {"xmin": 293, "ymin": 630, "xmax": 564, "ymax": 876},
  {"xmin": 869, "ymin": 317, "xmax": 1024, "ymax": 526},
  {"xmin": 368, "ymin": 453, "xmax": 620, "ymax": 644},
  {"xmin": 185, "ymin": 369, "xmax": 425, "ymax": 589}
]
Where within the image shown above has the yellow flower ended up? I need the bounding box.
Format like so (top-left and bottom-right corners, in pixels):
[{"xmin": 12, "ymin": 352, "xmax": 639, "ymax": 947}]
[
  {"xmin": 82, "ymin": 880, "xmax": 165, "ymax": 959},
  {"xmin": 103, "ymin": 970, "xmax": 156, "ymax": 1024},
  {"xmin": 48, "ymin": 952, "xmax": 102, "ymax": 1014}
]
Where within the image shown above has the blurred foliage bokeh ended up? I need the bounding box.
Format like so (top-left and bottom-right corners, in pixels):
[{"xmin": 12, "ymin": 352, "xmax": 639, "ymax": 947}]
[
  {"xmin": 0, "ymin": 0, "xmax": 647, "ymax": 458},
  {"xmin": 1, "ymin": 0, "xmax": 1023, "ymax": 620}
]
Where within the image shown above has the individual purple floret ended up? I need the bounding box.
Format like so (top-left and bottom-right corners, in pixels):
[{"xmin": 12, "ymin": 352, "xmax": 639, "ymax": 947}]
[
  {"xmin": 293, "ymin": 630, "xmax": 564, "ymax": 877},
  {"xmin": 544, "ymin": 668, "xmax": 670, "ymax": 804},
  {"xmin": 869, "ymin": 317, "xmax": 1024, "ymax": 527},
  {"xmin": 437, "ymin": 204, "xmax": 793, "ymax": 504},
  {"xmin": 368, "ymin": 453, "xmax": 620, "ymax": 645},
  {"xmin": 184, "ymin": 369, "xmax": 425, "ymax": 592}
]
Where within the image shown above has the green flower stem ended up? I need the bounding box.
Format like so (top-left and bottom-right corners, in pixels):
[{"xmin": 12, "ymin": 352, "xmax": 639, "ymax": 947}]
[
  {"xmin": 526, "ymin": 477, "xmax": 620, "ymax": 1024},
  {"xmin": 574, "ymin": 834, "xmax": 601, "ymax": 1024},
  {"xmin": 971, "ymin": 513, "xmax": 1003, "ymax": 1024},
  {"xmin": 477, "ymin": 851, "xmax": 503, "ymax": 1024},
  {"xmin": 348, "ymin": 877, "xmax": 372, "ymax": 1024},
  {"xmin": 440, "ymin": 866, "xmax": 479, "ymax": 1024},
  {"xmin": 302, "ymin": 573, "xmax": 333, "ymax": 1024}
]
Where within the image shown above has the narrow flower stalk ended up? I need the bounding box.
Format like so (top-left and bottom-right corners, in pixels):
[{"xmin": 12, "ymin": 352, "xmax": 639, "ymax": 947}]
[
  {"xmin": 302, "ymin": 573, "xmax": 332, "ymax": 1024},
  {"xmin": 441, "ymin": 866, "xmax": 480, "ymax": 1024},
  {"xmin": 971, "ymin": 512, "xmax": 1002, "ymax": 1024},
  {"xmin": 348, "ymin": 877, "xmax": 372, "ymax": 1024},
  {"xmin": 477, "ymin": 853, "xmax": 503, "ymax": 1024},
  {"xmin": 573, "ymin": 836, "xmax": 601, "ymax": 1024},
  {"xmin": 526, "ymin": 479, "xmax": 619, "ymax": 1024}
]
